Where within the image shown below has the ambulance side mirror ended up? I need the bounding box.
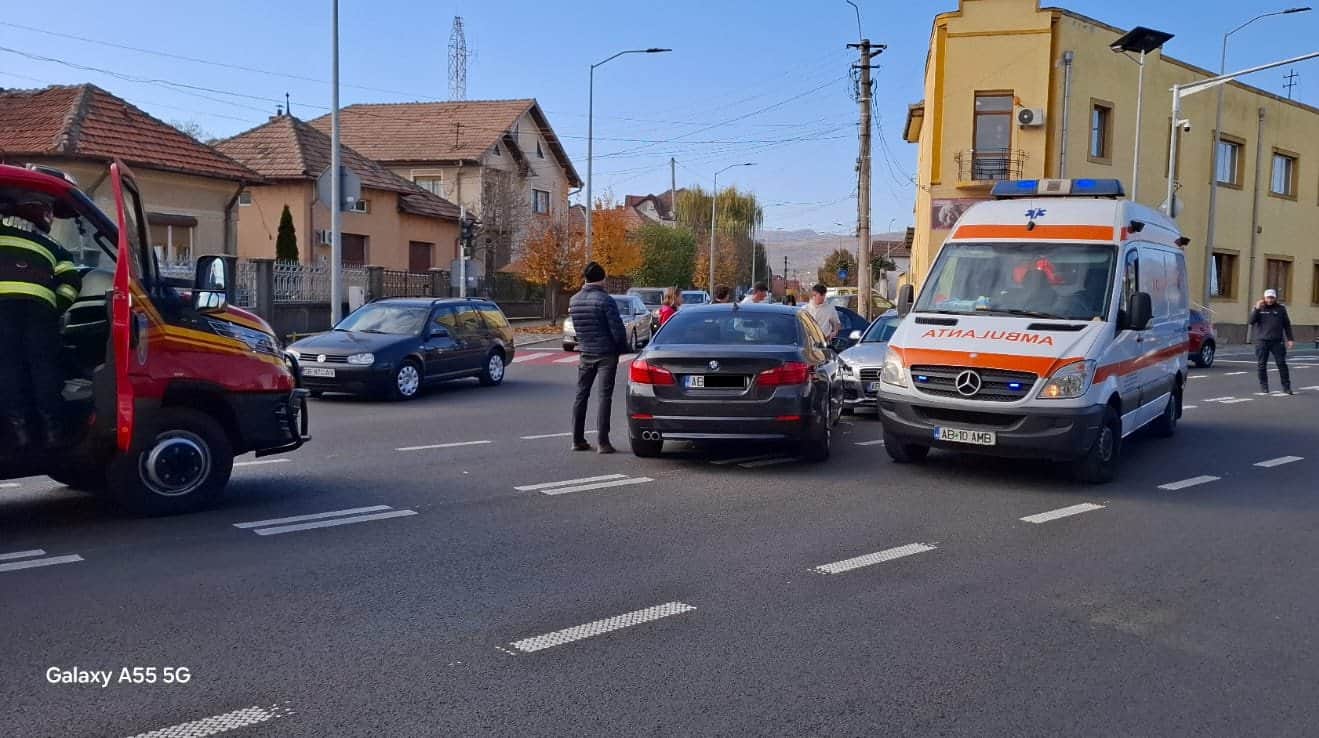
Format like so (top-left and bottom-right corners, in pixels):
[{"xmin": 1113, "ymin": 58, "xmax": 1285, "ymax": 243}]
[
  {"xmin": 1127, "ymin": 292, "xmax": 1153, "ymax": 331},
  {"xmin": 897, "ymin": 284, "xmax": 915, "ymax": 316}
]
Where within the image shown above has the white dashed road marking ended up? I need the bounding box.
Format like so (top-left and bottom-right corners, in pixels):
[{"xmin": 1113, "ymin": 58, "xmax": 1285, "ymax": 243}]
[
  {"xmin": 126, "ymin": 703, "xmax": 293, "ymax": 738},
  {"xmin": 515, "ymin": 474, "xmax": 654, "ymax": 496},
  {"xmin": 234, "ymin": 458, "xmax": 290, "ymax": 468},
  {"xmin": 520, "ymin": 430, "xmax": 596, "ymax": 440},
  {"xmin": 1182, "ymin": 405, "xmax": 1198, "ymax": 410},
  {"xmin": 1219, "ymin": 398, "xmax": 1252, "ymax": 404},
  {"xmin": 1020, "ymin": 503, "xmax": 1105, "ymax": 524},
  {"xmin": 510, "ymin": 354, "xmax": 538, "ymax": 364},
  {"xmin": 0, "ymin": 549, "xmax": 83, "ymax": 573},
  {"xmin": 812, "ymin": 543, "xmax": 936, "ymax": 575},
  {"xmin": 1255, "ymin": 456, "xmax": 1303, "ymax": 468},
  {"xmin": 234, "ymin": 505, "xmax": 417, "ymax": 536},
  {"xmin": 396, "ymin": 440, "xmax": 492, "ymax": 452},
  {"xmin": 506, "ymin": 602, "xmax": 696, "ymax": 653},
  {"xmin": 1189, "ymin": 375, "xmax": 1207, "ymax": 380},
  {"xmin": 1202, "ymin": 396, "xmax": 1236, "ymax": 403},
  {"xmin": 738, "ymin": 456, "xmax": 800, "ymax": 469},
  {"xmin": 1159, "ymin": 475, "xmax": 1221, "ymax": 491},
  {"xmin": 1225, "ymin": 371, "xmax": 1247, "ymax": 376},
  {"xmin": 854, "ymin": 439, "xmax": 886, "ymax": 446}
]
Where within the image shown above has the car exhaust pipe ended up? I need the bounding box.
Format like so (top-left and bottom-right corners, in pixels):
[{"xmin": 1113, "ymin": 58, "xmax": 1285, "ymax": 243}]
[{"xmin": 641, "ymin": 431, "xmax": 662, "ymax": 441}]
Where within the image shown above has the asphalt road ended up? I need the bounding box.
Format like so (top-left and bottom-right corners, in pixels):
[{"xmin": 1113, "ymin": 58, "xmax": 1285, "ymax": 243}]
[{"xmin": 4, "ymin": 347, "xmax": 1319, "ymax": 737}]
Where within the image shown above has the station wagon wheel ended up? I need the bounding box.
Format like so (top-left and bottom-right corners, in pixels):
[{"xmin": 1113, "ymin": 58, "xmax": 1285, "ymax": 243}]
[
  {"xmin": 1198, "ymin": 342, "xmax": 1215, "ymax": 368},
  {"xmin": 479, "ymin": 350, "xmax": 506, "ymax": 387},
  {"xmin": 390, "ymin": 360, "xmax": 422, "ymax": 401}
]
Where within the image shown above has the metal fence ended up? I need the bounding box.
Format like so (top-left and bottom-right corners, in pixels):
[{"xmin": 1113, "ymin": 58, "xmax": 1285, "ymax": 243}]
[
  {"xmin": 234, "ymin": 260, "xmax": 258, "ymax": 307},
  {"xmin": 381, "ymin": 269, "xmax": 431, "ymax": 298},
  {"xmin": 271, "ymin": 261, "xmax": 367, "ymax": 302}
]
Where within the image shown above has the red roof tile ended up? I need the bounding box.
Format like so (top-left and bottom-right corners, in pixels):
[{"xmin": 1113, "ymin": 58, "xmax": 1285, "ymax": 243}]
[
  {"xmin": 0, "ymin": 84, "xmax": 258, "ymax": 182},
  {"xmin": 307, "ymin": 99, "xmax": 581, "ymax": 187},
  {"xmin": 217, "ymin": 115, "xmax": 460, "ymax": 221}
]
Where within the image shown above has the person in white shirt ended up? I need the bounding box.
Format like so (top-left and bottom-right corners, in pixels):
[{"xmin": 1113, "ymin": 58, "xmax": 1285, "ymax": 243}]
[
  {"xmin": 802, "ymin": 283, "xmax": 842, "ymax": 339},
  {"xmin": 740, "ymin": 282, "xmax": 770, "ymax": 305}
]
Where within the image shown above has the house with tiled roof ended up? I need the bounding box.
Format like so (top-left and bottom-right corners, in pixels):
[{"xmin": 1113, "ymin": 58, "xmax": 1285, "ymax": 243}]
[
  {"xmin": 0, "ymin": 83, "xmax": 260, "ymax": 262},
  {"xmin": 309, "ymin": 99, "xmax": 581, "ymax": 271},
  {"xmin": 216, "ymin": 114, "xmax": 462, "ymax": 272},
  {"xmin": 624, "ymin": 190, "xmax": 681, "ymax": 225}
]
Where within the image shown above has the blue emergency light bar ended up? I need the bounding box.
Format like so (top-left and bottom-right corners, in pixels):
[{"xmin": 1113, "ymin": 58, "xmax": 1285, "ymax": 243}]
[{"xmin": 991, "ymin": 178, "xmax": 1125, "ymax": 199}]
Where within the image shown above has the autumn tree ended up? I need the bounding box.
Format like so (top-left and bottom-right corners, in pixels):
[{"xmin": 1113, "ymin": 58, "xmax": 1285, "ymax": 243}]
[
  {"xmin": 632, "ymin": 223, "xmax": 696, "ymax": 287},
  {"xmin": 589, "ymin": 197, "xmax": 642, "ymax": 279},
  {"xmin": 275, "ymin": 204, "xmax": 298, "ymax": 262},
  {"xmin": 675, "ymin": 185, "xmax": 763, "ymax": 288},
  {"xmin": 520, "ymin": 214, "xmax": 583, "ymax": 317},
  {"xmin": 692, "ymin": 232, "xmax": 742, "ymax": 291},
  {"xmin": 818, "ymin": 248, "xmax": 858, "ymax": 287}
]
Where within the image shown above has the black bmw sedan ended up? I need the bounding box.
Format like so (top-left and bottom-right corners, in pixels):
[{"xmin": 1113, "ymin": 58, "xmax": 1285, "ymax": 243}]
[
  {"xmin": 626, "ymin": 303, "xmax": 843, "ymax": 460},
  {"xmin": 287, "ymin": 298, "xmax": 515, "ymax": 400}
]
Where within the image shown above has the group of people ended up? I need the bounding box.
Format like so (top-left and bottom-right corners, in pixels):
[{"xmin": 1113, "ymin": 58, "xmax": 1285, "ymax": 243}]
[{"xmin": 567, "ymin": 263, "xmax": 844, "ymax": 453}]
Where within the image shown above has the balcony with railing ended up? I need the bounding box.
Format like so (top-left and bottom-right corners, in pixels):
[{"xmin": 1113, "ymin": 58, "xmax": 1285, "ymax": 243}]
[{"xmin": 955, "ymin": 149, "xmax": 1027, "ymax": 187}]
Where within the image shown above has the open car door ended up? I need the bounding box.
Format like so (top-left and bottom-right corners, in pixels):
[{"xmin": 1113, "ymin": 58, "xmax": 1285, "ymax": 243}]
[{"xmin": 107, "ymin": 161, "xmax": 150, "ymax": 452}]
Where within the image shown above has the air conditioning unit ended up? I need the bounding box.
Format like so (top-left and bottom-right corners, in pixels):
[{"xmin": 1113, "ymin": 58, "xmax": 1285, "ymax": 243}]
[{"xmin": 1017, "ymin": 108, "xmax": 1046, "ymax": 127}]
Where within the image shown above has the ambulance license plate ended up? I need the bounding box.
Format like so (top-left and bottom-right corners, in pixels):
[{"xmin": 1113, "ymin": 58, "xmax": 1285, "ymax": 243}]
[
  {"xmin": 934, "ymin": 427, "xmax": 996, "ymax": 446},
  {"xmin": 303, "ymin": 367, "xmax": 336, "ymax": 378}
]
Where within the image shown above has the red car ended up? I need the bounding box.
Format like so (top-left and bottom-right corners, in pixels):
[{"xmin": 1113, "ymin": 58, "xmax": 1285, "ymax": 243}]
[{"xmin": 1188, "ymin": 309, "xmax": 1217, "ymax": 367}]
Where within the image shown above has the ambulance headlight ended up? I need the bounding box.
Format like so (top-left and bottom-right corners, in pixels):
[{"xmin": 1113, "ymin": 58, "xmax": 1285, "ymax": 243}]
[
  {"xmin": 880, "ymin": 353, "xmax": 908, "ymax": 388},
  {"xmin": 347, "ymin": 352, "xmax": 376, "ymax": 366},
  {"xmin": 1038, "ymin": 360, "xmax": 1095, "ymax": 400}
]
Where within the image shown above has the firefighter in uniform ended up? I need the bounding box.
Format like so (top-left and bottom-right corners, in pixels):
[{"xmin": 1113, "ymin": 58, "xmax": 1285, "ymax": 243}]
[{"xmin": 0, "ymin": 192, "xmax": 83, "ymax": 448}]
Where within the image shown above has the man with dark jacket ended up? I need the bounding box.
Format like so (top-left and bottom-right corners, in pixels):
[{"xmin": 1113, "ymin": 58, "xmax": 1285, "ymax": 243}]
[
  {"xmin": 569, "ymin": 261, "xmax": 627, "ymax": 453},
  {"xmin": 1250, "ymin": 288, "xmax": 1295, "ymax": 395}
]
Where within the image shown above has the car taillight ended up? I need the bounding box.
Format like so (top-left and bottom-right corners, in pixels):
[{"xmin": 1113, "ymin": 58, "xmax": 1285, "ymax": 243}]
[
  {"xmin": 757, "ymin": 361, "xmax": 810, "ymax": 387},
  {"xmin": 629, "ymin": 359, "xmax": 675, "ymax": 385}
]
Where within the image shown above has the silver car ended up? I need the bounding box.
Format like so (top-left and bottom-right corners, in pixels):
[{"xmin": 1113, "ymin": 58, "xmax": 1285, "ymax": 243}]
[
  {"xmin": 838, "ymin": 310, "xmax": 900, "ymax": 414},
  {"xmin": 563, "ymin": 294, "xmax": 654, "ymax": 352}
]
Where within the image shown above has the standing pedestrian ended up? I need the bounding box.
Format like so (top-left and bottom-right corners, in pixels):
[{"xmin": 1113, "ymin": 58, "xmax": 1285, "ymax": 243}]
[
  {"xmin": 1250, "ymin": 288, "xmax": 1295, "ymax": 395},
  {"xmin": 568, "ymin": 261, "xmax": 627, "ymax": 453},
  {"xmin": 713, "ymin": 284, "xmax": 733, "ymax": 303},
  {"xmin": 802, "ymin": 283, "xmax": 842, "ymax": 340},
  {"xmin": 658, "ymin": 287, "xmax": 682, "ymax": 327},
  {"xmin": 740, "ymin": 282, "xmax": 769, "ymax": 305},
  {"xmin": 784, "ymin": 294, "xmax": 797, "ymax": 307}
]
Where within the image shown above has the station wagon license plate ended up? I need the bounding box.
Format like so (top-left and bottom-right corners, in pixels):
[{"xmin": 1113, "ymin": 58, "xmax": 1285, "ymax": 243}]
[
  {"xmin": 684, "ymin": 375, "xmax": 705, "ymax": 389},
  {"xmin": 934, "ymin": 426, "xmax": 996, "ymax": 446},
  {"xmin": 303, "ymin": 367, "xmax": 336, "ymax": 378}
]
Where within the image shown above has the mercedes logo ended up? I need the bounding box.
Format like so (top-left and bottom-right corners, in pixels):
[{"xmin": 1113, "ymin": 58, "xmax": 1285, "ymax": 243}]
[
  {"xmin": 708, "ymin": 360, "xmax": 720, "ymax": 371},
  {"xmin": 954, "ymin": 370, "xmax": 982, "ymax": 397},
  {"xmin": 317, "ymin": 354, "xmax": 327, "ymax": 364}
]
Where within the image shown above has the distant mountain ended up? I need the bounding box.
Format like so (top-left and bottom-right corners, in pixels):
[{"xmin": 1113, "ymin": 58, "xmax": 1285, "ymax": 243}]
[{"xmin": 760, "ymin": 229, "xmax": 905, "ymax": 280}]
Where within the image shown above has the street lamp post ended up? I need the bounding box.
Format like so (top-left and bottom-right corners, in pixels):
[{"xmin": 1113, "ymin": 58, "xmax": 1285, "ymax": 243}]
[
  {"xmin": 1110, "ymin": 26, "xmax": 1175, "ymax": 202},
  {"xmin": 585, "ymin": 47, "xmax": 671, "ymax": 260},
  {"xmin": 1204, "ymin": 7, "xmax": 1310, "ymax": 305},
  {"xmin": 1165, "ymin": 50, "xmax": 1319, "ymax": 225},
  {"xmin": 709, "ymin": 163, "xmax": 755, "ymax": 295}
]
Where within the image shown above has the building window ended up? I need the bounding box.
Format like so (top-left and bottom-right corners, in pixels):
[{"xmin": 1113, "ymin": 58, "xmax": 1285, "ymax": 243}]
[
  {"xmin": 1089, "ymin": 100, "xmax": 1113, "ymax": 163},
  {"xmin": 348, "ymin": 198, "xmax": 370, "ymax": 213},
  {"xmin": 1312, "ymin": 262, "xmax": 1319, "ymax": 305},
  {"xmin": 1271, "ymin": 151, "xmax": 1298, "ymax": 198},
  {"xmin": 971, "ymin": 93, "xmax": 1014, "ymax": 180},
  {"xmin": 1215, "ymin": 137, "xmax": 1244, "ymax": 187},
  {"xmin": 532, "ymin": 189, "xmax": 550, "ymax": 214},
  {"xmin": 536, "ymin": 141, "xmax": 545, "ymax": 159},
  {"xmin": 1265, "ymin": 258, "xmax": 1293, "ymax": 302},
  {"xmin": 414, "ymin": 175, "xmax": 443, "ymax": 196},
  {"xmin": 1211, "ymin": 252, "xmax": 1238, "ymax": 300},
  {"xmin": 238, "ymin": 190, "xmax": 252, "ymax": 206},
  {"xmin": 409, "ymin": 241, "xmax": 434, "ymax": 273}
]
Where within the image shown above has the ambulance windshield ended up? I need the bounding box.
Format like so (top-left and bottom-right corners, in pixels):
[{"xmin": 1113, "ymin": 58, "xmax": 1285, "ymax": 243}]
[{"xmin": 915, "ymin": 242, "xmax": 1117, "ymax": 321}]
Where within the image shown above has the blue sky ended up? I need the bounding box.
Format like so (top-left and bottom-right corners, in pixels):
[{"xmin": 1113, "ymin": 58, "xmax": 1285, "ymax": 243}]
[{"xmin": 1, "ymin": 1, "xmax": 1315, "ymax": 237}]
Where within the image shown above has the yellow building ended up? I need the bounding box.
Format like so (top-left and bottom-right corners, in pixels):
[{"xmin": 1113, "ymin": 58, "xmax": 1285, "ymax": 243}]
[{"xmin": 905, "ymin": 0, "xmax": 1319, "ymax": 339}]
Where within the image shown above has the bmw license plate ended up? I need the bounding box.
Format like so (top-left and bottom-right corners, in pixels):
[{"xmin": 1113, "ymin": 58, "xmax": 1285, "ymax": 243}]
[
  {"xmin": 866, "ymin": 381, "xmax": 881, "ymax": 394},
  {"xmin": 303, "ymin": 367, "xmax": 336, "ymax": 378},
  {"xmin": 684, "ymin": 375, "xmax": 705, "ymax": 389},
  {"xmin": 934, "ymin": 426, "xmax": 996, "ymax": 446}
]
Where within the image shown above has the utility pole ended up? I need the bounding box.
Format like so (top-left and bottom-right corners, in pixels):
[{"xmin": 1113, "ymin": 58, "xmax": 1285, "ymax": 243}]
[
  {"xmin": 1284, "ymin": 68, "xmax": 1299, "ymax": 98},
  {"xmin": 670, "ymin": 157, "xmax": 677, "ymax": 222},
  {"xmin": 329, "ymin": 0, "xmax": 343, "ymax": 324},
  {"xmin": 849, "ymin": 38, "xmax": 884, "ymax": 321}
]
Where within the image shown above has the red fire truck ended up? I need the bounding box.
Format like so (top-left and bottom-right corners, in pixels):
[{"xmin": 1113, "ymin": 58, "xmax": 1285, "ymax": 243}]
[{"xmin": 0, "ymin": 161, "xmax": 308, "ymax": 514}]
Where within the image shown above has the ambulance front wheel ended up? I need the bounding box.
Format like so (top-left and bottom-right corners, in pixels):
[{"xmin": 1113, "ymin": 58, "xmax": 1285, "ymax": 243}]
[
  {"xmin": 1071, "ymin": 407, "xmax": 1121, "ymax": 484},
  {"xmin": 884, "ymin": 432, "xmax": 930, "ymax": 463},
  {"xmin": 109, "ymin": 408, "xmax": 234, "ymax": 516}
]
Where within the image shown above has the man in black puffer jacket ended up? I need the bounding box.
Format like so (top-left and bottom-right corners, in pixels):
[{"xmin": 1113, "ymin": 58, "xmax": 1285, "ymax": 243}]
[{"xmin": 569, "ymin": 261, "xmax": 627, "ymax": 453}]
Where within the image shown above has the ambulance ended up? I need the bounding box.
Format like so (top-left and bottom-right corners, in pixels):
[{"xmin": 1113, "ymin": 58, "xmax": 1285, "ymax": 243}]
[{"xmin": 878, "ymin": 179, "xmax": 1188, "ymax": 483}]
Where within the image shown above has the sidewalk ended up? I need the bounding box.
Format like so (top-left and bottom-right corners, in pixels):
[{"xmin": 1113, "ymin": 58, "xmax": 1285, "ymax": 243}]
[{"xmin": 512, "ymin": 318, "xmax": 561, "ymax": 347}]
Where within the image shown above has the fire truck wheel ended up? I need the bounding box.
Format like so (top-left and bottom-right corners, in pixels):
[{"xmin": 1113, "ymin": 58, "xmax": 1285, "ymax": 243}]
[{"xmin": 109, "ymin": 409, "xmax": 234, "ymax": 516}]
